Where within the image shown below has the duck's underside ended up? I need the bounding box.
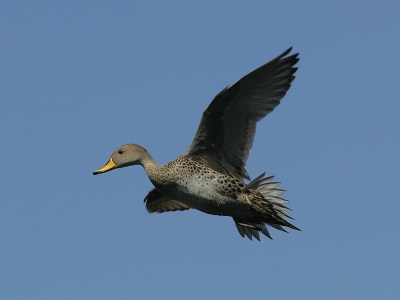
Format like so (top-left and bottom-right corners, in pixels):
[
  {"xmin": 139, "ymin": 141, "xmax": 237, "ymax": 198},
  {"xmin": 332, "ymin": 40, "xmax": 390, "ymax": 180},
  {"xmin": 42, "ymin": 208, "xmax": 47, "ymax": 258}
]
[{"xmin": 145, "ymin": 171, "xmax": 300, "ymax": 241}]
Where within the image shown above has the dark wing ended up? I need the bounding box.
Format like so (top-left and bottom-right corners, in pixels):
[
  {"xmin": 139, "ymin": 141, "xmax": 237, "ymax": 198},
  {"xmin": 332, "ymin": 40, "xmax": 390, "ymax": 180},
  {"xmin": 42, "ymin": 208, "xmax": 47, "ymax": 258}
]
[
  {"xmin": 144, "ymin": 188, "xmax": 191, "ymax": 213},
  {"xmin": 183, "ymin": 48, "xmax": 299, "ymax": 181}
]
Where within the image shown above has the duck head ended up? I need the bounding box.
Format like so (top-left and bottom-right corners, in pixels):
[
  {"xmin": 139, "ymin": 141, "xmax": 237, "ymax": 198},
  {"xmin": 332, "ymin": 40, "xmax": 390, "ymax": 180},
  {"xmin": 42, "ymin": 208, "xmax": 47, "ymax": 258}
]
[{"xmin": 93, "ymin": 144, "xmax": 149, "ymax": 175}]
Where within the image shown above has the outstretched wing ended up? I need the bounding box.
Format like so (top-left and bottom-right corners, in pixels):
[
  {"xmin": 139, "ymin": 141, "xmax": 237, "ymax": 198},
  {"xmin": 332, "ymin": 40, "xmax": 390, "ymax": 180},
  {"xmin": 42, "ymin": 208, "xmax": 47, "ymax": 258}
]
[
  {"xmin": 183, "ymin": 48, "xmax": 299, "ymax": 180},
  {"xmin": 144, "ymin": 188, "xmax": 191, "ymax": 213}
]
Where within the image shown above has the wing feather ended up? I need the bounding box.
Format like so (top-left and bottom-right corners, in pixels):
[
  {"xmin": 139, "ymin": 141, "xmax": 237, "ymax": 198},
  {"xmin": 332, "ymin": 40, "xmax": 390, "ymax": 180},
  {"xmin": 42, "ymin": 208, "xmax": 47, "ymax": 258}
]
[
  {"xmin": 183, "ymin": 48, "xmax": 299, "ymax": 180},
  {"xmin": 144, "ymin": 188, "xmax": 191, "ymax": 213}
]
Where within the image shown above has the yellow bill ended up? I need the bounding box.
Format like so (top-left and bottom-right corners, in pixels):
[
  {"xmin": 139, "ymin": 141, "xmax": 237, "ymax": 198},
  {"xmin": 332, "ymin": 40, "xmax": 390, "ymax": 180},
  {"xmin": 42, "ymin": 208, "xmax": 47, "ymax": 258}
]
[{"xmin": 93, "ymin": 157, "xmax": 117, "ymax": 175}]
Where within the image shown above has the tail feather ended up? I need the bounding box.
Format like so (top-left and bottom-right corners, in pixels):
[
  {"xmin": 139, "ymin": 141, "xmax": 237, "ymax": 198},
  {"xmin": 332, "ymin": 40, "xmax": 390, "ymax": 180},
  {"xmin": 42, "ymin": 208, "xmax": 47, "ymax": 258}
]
[
  {"xmin": 234, "ymin": 173, "xmax": 300, "ymax": 241},
  {"xmin": 267, "ymin": 223, "xmax": 288, "ymax": 233},
  {"xmin": 272, "ymin": 204, "xmax": 291, "ymax": 211},
  {"xmin": 235, "ymin": 221, "xmax": 271, "ymax": 241}
]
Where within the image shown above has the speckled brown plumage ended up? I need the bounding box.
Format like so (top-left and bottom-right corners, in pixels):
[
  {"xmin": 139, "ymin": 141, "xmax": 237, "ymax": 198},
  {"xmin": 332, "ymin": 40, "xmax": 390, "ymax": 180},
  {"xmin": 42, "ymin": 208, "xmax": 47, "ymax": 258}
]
[{"xmin": 94, "ymin": 48, "xmax": 300, "ymax": 241}]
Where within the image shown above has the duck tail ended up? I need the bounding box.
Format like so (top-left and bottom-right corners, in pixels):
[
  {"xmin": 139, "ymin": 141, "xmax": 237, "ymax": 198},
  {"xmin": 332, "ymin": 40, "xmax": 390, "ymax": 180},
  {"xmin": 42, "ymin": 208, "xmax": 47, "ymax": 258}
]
[
  {"xmin": 234, "ymin": 173, "xmax": 300, "ymax": 241},
  {"xmin": 247, "ymin": 172, "xmax": 288, "ymax": 206}
]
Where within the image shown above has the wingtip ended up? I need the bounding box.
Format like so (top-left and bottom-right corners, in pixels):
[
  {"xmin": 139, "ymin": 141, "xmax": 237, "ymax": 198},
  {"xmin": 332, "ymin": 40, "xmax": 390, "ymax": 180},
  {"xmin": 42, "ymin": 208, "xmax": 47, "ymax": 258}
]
[{"xmin": 284, "ymin": 47, "xmax": 293, "ymax": 55}]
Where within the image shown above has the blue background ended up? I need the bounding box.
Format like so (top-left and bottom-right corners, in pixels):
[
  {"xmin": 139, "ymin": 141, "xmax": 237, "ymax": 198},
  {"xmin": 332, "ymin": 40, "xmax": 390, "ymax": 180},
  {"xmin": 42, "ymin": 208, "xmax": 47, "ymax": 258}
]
[{"xmin": 1, "ymin": 1, "xmax": 399, "ymax": 299}]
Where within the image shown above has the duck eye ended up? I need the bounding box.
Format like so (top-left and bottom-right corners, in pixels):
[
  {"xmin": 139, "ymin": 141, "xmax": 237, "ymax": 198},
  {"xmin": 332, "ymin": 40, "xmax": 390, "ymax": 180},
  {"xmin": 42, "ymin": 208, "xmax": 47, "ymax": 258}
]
[{"xmin": 118, "ymin": 150, "xmax": 123, "ymax": 154}]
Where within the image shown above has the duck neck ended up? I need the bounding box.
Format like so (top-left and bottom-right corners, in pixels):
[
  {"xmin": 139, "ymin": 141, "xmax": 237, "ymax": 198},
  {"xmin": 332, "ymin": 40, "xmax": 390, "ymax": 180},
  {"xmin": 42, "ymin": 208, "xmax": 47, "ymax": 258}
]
[{"xmin": 139, "ymin": 151, "xmax": 161, "ymax": 177}]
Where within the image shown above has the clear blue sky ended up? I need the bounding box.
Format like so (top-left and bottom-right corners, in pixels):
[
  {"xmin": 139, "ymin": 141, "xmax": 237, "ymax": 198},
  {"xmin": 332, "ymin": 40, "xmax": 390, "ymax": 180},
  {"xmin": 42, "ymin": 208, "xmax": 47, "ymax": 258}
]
[{"xmin": 1, "ymin": 1, "xmax": 399, "ymax": 299}]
